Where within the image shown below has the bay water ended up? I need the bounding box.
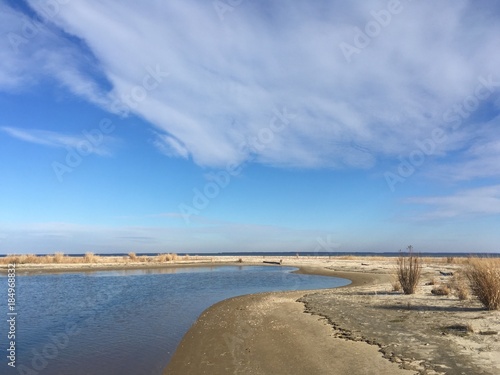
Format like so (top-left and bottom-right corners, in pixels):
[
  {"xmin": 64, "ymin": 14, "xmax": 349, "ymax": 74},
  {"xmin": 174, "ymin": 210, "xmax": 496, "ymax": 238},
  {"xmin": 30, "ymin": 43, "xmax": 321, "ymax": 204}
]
[{"xmin": 1, "ymin": 266, "xmax": 349, "ymax": 375}]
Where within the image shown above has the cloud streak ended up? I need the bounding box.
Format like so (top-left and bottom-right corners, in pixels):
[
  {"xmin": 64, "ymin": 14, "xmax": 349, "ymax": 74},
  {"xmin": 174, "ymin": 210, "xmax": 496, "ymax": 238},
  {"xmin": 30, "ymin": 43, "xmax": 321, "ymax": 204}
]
[
  {"xmin": 0, "ymin": 0, "xmax": 498, "ymax": 179},
  {"xmin": 406, "ymin": 185, "xmax": 500, "ymax": 220},
  {"xmin": 0, "ymin": 2, "xmax": 112, "ymax": 107},
  {"xmin": 1, "ymin": 126, "xmax": 115, "ymax": 156}
]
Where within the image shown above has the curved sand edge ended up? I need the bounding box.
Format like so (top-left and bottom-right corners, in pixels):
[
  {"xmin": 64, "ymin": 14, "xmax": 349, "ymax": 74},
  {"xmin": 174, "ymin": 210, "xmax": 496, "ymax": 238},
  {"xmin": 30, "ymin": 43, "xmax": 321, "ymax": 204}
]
[
  {"xmin": 164, "ymin": 268, "xmax": 414, "ymax": 375},
  {"xmin": 5, "ymin": 256, "xmax": 498, "ymax": 373}
]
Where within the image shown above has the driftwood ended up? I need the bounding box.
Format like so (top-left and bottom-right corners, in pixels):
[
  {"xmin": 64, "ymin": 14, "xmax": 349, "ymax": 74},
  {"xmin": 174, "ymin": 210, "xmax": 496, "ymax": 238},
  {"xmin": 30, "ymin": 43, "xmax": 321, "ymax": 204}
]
[
  {"xmin": 439, "ymin": 271, "xmax": 454, "ymax": 276},
  {"xmin": 263, "ymin": 261, "xmax": 282, "ymax": 265}
]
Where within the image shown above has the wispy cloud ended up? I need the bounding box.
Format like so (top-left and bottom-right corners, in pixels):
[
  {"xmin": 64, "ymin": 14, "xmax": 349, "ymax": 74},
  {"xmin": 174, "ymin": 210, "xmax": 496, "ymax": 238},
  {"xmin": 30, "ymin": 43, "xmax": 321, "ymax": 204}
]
[
  {"xmin": 406, "ymin": 185, "xmax": 500, "ymax": 220},
  {"xmin": 152, "ymin": 133, "xmax": 190, "ymax": 159},
  {"xmin": 1, "ymin": 126, "xmax": 115, "ymax": 156},
  {"xmin": 0, "ymin": 3, "xmax": 113, "ymax": 107},
  {"xmin": 2, "ymin": 1, "xmax": 500, "ymax": 174},
  {"xmin": 424, "ymin": 119, "xmax": 500, "ymax": 182}
]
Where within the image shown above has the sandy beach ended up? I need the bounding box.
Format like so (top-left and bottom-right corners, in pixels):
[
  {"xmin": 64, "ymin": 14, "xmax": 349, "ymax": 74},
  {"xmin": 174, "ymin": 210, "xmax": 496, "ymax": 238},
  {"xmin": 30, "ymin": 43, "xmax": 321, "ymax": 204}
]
[
  {"xmin": 164, "ymin": 257, "xmax": 499, "ymax": 375},
  {"xmin": 2, "ymin": 256, "xmax": 499, "ymax": 374}
]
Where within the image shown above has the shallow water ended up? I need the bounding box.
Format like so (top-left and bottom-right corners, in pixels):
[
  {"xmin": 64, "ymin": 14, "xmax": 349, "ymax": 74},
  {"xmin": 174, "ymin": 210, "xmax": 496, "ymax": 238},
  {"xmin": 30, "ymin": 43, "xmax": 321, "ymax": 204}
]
[{"xmin": 0, "ymin": 266, "xmax": 349, "ymax": 375}]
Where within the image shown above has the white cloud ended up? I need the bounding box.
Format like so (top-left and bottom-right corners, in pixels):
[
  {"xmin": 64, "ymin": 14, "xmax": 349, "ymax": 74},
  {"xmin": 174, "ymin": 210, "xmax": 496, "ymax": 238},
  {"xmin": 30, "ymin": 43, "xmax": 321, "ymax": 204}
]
[
  {"xmin": 2, "ymin": 0, "xmax": 500, "ymax": 171},
  {"xmin": 152, "ymin": 133, "xmax": 190, "ymax": 159},
  {"xmin": 1, "ymin": 126, "xmax": 115, "ymax": 156},
  {"xmin": 0, "ymin": 3, "xmax": 112, "ymax": 107},
  {"xmin": 406, "ymin": 185, "xmax": 500, "ymax": 220},
  {"xmin": 424, "ymin": 116, "xmax": 500, "ymax": 181}
]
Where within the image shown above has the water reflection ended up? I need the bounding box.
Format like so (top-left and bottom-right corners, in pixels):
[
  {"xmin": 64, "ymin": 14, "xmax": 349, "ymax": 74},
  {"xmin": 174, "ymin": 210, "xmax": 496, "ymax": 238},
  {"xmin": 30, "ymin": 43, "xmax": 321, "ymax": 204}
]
[{"xmin": 0, "ymin": 266, "xmax": 348, "ymax": 375}]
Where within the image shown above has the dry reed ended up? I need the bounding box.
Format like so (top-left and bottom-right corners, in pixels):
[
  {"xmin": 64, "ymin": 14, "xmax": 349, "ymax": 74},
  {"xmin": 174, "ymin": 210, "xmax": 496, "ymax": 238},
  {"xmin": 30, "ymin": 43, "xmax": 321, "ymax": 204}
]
[
  {"xmin": 431, "ymin": 285, "xmax": 451, "ymax": 296},
  {"xmin": 466, "ymin": 258, "xmax": 500, "ymax": 310},
  {"xmin": 396, "ymin": 246, "xmax": 422, "ymax": 295},
  {"xmin": 84, "ymin": 252, "xmax": 96, "ymax": 263}
]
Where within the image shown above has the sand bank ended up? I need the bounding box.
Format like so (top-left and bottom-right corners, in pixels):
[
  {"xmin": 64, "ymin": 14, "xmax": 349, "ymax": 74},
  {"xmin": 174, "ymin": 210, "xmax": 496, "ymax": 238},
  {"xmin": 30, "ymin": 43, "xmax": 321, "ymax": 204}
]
[
  {"xmin": 164, "ymin": 269, "xmax": 413, "ymax": 375},
  {"xmin": 3, "ymin": 256, "xmax": 499, "ymax": 374},
  {"xmin": 164, "ymin": 257, "xmax": 500, "ymax": 375}
]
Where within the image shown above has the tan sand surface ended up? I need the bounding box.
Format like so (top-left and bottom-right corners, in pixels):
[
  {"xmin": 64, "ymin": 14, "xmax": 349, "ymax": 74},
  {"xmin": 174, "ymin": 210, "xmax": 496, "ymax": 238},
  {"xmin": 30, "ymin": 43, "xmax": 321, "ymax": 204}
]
[
  {"xmin": 2, "ymin": 255, "xmax": 499, "ymax": 374},
  {"xmin": 165, "ymin": 290, "xmax": 414, "ymax": 375},
  {"xmin": 163, "ymin": 256, "xmax": 499, "ymax": 375}
]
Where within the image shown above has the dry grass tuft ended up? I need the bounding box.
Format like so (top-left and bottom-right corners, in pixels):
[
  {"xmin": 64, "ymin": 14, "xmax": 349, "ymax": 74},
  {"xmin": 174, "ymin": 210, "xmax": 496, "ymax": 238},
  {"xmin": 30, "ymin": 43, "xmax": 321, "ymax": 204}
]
[
  {"xmin": 391, "ymin": 278, "xmax": 402, "ymax": 292},
  {"xmin": 25, "ymin": 254, "xmax": 39, "ymax": 263},
  {"xmin": 466, "ymin": 258, "xmax": 500, "ymax": 310},
  {"xmin": 2, "ymin": 255, "xmax": 19, "ymax": 264},
  {"xmin": 1, "ymin": 254, "xmax": 42, "ymax": 264},
  {"xmin": 431, "ymin": 285, "xmax": 451, "ymax": 296},
  {"xmin": 157, "ymin": 254, "xmax": 168, "ymax": 262},
  {"xmin": 53, "ymin": 252, "xmax": 65, "ymax": 263},
  {"xmin": 426, "ymin": 277, "xmax": 439, "ymax": 286},
  {"xmin": 396, "ymin": 246, "xmax": 422, "ymax": 295},
  {"xmin": 128, "ymin": 252, "xmax": 137, "ymax": 261},
  {"xmin": 7, "ymin": 252, "xmax": 88, "ymax": 264},
  {"xmin": 450, "ymin": 273, "xmax": 470, "ymax": 300},
  {"xmin": 158, "ymin": 253, "xmax": 178, "ymax": 262},
  {"xmin": 84, "ymin": 252, "xmax": 96, "ymax": 263}
]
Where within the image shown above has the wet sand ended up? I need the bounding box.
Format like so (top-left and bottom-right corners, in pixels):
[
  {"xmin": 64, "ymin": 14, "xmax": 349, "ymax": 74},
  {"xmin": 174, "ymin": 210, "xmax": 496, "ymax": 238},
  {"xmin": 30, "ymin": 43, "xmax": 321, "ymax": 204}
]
[
  {"xmin": 164, "ymin": 269, "xmax": 413, "ymax": 375},
  {"xmin": 163, "ymin": 258, "xmax": 499, "ymax": 375}
]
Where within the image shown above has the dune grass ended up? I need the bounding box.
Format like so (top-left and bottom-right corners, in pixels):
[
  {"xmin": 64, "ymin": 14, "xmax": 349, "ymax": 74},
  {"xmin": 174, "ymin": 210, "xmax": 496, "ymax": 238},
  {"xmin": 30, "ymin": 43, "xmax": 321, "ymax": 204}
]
[
  {"xmin": 0, "ymin": 252, "xmax": 180, "ymax": 265},
  {"xmin": 466, "ymin": 258, "xmax": 500, "ymax": 310},
  {"xmin": 431, "ymin": 284, "xmax": 451, "ymax": 296},
  {"xmin": 450, "ymin": 272, "xmax": 470, "ymax": 300},
  {"xmin": 395, "ymin": 246, "xmax": 422, "ymax": 295}
]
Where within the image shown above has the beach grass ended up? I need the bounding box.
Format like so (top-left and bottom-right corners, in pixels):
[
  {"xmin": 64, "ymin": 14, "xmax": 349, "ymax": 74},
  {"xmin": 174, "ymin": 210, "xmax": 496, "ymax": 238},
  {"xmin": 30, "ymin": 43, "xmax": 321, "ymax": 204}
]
[
  {"xmin": 396, "ymin": 246, "xmax": 422, "ymax": 295},
  {"xmin": 84, "ymin": 252, "xmax": 96, "ymax": 263},
  {"xmin": 450, "ymin": 272, "xmax": 470, "ymax": 300},
  {"xmin": 0, "ymin": 252, "xmax": 181, "ymax": 265},
  {"xmin": 431, "ymin": 284, "xmax": 451, "ymax": 296},
  {"xmin": 466, "ymin": 257, "xmax": 500, "ymax": 310}
]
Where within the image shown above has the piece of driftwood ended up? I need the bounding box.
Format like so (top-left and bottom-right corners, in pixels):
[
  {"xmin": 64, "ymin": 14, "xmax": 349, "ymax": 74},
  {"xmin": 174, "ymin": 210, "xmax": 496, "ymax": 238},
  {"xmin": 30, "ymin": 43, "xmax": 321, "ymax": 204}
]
[
  {"xmin": 263, "ymin": 261, "xmax": 281, "ymax": 265},
  {"xmin": 439, "ymin": 271, "xmax": 454, "ymax": 276}
]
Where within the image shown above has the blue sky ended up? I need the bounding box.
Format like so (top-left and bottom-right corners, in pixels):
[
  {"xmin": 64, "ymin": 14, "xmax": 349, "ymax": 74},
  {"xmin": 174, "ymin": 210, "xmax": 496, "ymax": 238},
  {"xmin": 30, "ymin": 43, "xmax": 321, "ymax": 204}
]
[{"xmin": 1, "ymin": 0, "xmax": 500, "ymax": 254}]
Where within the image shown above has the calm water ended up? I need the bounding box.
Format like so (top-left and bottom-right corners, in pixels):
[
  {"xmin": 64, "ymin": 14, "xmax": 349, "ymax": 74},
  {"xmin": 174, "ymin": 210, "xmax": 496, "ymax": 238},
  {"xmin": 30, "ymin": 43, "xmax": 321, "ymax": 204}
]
[{"xmin": 0, "ymin": 266, "xmax": 349, "ymax": 375}]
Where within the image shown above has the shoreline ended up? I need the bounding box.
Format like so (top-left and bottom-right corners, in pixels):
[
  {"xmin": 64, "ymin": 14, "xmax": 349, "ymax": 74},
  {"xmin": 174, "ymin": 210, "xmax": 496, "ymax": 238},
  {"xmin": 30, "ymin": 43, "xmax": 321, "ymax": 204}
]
[
  {"xmin": 164, "ymin": 268, "xmax": 409, "ymax": 375},
  {"xmin": 163, "ymin": 258, "xmax": 499, "ymax": 375},
  {"xmin": 0, "ymin": 260, "xmax": 254, "ymax": 275},
  {"xmin": 2, "ymin": 256, "xmax": 498, "ymax": 374}
]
